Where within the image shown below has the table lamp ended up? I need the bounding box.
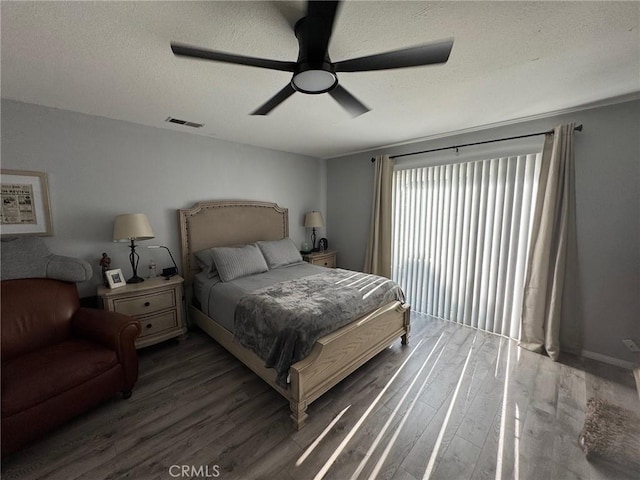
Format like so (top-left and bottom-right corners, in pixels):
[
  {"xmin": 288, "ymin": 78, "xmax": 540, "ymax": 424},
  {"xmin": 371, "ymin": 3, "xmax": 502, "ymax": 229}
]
[
  {"xmin": 148, "ymin": 245, "xmax": 179, "ymax": 278},
  {"xmin": 113, "ymin": 213, "xmax": 154, "ymax": 283},
  {"xmin": 304, "ymin": 211, "xmax": 324, "ymax": 251}
]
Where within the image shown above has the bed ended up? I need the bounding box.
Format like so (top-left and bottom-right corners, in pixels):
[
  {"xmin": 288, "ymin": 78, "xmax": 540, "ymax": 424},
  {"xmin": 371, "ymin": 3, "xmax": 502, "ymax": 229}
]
[{"xmin": 178, "ymin": 200, "xmax": 410, "ymax": 429}]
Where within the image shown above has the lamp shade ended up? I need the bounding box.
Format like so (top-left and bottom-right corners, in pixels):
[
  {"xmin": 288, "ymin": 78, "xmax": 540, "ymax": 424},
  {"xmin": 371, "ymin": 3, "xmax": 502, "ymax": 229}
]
[
  {"xmin": 113, "ymin": 213, "xmax": 155, "ymax": 242},
  {"xmin": 304, "ymin": 211, "xmax": 324, "ymax": 228}
]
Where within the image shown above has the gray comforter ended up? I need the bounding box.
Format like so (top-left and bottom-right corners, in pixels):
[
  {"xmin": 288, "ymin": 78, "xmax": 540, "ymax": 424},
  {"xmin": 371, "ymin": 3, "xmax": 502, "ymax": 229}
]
[{"xmin": 234, "ymin": 268, "xmax": 405, "ymax": 386}]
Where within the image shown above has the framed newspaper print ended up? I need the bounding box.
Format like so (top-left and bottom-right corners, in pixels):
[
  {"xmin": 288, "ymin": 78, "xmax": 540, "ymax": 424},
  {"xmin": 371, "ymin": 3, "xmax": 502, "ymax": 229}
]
[{"xmin": 1, "ymin": 169, "xmax": 53, "ymax": 236}]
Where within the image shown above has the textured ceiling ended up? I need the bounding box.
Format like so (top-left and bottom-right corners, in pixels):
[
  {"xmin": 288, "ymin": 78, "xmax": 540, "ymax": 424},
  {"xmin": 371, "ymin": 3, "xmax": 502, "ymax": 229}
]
[{"xmin": 2, "ymin": 1, "xmax": 639, "ymax": 158}]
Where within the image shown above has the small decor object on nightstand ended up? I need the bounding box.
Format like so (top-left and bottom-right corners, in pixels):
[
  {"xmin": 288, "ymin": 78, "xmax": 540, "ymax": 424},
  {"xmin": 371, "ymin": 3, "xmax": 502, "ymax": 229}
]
[
  {"xmin": 99, "ymin": 252, "xmax": 111, "ymax": 287},
  {"xmin": 105, "ymin": 268, "xmax": 126, "ymax": 289},
  {"xmin": 318, "ymin": 238, "xmax": 328, "ymax": 251}
]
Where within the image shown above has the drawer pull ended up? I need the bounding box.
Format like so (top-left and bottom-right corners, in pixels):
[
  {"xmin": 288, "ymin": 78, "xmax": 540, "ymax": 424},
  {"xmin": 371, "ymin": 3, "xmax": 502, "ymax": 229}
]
[
  {"xmin": 146, "ymin": 323, "xmax": 153, "ymax": 329},
  {"xmin": 144, "ymin": 301, "xmax": 151, "ymax": 307},
  {"xmin": 323, "ymin": 262, "xmax": 328, "ymax": 266}
]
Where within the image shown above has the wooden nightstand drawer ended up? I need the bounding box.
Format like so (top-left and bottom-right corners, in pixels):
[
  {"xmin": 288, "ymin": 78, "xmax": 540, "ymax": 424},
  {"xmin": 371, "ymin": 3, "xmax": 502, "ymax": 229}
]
[
  {"xmin": 302, "ymin": 250, "xmax": 337, "ymax": 268},
  {"xmin": 138, "ymin": 310, "xmax": 179, "ymax": 339},
  {"xmin": 98, "ymin": 275, "xmax": 187, "ymax": 349},
  {"xmin": 113, "ymin": 289, "xmax": 176, "ymax": 316},
  {"xmin": 310, "ymin": 256, "xmax": 336, "ymax": 268}
]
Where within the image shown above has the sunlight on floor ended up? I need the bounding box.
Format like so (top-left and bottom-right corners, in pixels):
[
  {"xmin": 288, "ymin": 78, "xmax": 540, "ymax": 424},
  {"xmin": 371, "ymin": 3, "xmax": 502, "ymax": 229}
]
[
  {"xmin": 495, "ymin": 339, "xmax": 513, "ymax": 480},
  {"xmin": 311, "ymin": 338, "xmax": 427, "ymax": 480},
  {"xmin": 366, "ymin": 346, "xmax": 447, "ymax": 480},
  {"xmin": 422, "ymin": 334, "xmax": 477, "ymax": 480},
  {"xmin": 296, "ymin": 405, "xmax": 351, "ymax": 467},
  {"xmin": 350, "ymin": 334, "xmax": 446, "ymax": 480},
  {"xmin": 514, "ymin": 403, "xmax": 521, "ymax": 480},
  {"xmin": 495, "ymin": 336, "xmax": 504, "ymax": 378},
  {"xmin": 297, "ymin": 331, "xmax": 538, "ymax": 480}
]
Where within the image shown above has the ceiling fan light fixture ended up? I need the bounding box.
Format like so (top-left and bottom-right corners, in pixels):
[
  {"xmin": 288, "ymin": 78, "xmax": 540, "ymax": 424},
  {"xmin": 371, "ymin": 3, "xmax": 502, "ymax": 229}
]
[
  {"xmin": 292, "ymin": 69, "xmax": 337, "ymax": 94},
  {"xmin": 171, "ymin": 1, "xmax": 453, "ymax": 115}
]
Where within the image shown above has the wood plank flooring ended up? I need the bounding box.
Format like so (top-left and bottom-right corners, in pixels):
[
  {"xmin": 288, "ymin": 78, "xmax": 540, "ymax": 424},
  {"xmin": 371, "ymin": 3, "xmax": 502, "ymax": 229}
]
[{"xmin": 3, "ymin": 313, "xmax": 639, "ymax": 480}]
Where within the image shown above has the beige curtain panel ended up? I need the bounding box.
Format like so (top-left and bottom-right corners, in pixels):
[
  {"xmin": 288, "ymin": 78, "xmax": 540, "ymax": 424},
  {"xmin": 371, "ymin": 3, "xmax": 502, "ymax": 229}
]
[
  {"xmin": 364, "ymin": 155, "xmax": 394, "ymax": 278},
  {"xmin": 520, "ymin": 123, "xmax": 581, "ymax": 360}
]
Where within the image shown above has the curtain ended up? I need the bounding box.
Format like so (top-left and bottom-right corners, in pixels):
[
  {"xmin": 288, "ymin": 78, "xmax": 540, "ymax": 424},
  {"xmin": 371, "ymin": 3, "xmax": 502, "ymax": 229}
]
[
  {"xmin": 364, "ymin": 155, "xmax": 394, "ymax": 278},
  {"xmin": 520, "ymin": 123, "xmax": 580, "ymax": 360},
  {"xmin": 391, "ymin": 153, "xmax": 541, "ymax": 339}
]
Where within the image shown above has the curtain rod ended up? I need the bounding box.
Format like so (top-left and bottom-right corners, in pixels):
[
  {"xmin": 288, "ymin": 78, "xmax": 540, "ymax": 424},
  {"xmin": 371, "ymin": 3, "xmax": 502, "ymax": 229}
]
[{"xmin": 371, "ymin": 124, "xmax": 583, "ymax": 162}]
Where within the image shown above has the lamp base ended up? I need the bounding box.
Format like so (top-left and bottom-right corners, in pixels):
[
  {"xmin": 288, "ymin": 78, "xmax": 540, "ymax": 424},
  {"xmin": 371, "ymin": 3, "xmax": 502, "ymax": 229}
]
[{"xmin": 127, "ymin": 240, "xmax": 144, "ymax": 284}]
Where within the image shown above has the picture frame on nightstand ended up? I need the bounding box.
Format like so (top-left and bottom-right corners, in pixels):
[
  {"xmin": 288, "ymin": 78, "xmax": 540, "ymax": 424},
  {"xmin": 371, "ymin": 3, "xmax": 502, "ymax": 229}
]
[{"xmin": 105, "ymin": 268, "xmax": 126, "ymax": 289}]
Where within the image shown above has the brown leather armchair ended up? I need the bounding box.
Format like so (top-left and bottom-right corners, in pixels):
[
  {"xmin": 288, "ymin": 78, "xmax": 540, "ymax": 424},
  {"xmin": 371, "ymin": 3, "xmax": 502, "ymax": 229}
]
[{"xmin": 1, "ymin": 278, "xmax": 141, "ymax": 456}]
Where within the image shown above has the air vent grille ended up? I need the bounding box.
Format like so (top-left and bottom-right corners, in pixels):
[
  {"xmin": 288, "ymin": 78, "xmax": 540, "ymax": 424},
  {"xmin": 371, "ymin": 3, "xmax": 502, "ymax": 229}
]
[{"xmin": 165, "ymin": 117, "xmax": 204, "ymax": 128}]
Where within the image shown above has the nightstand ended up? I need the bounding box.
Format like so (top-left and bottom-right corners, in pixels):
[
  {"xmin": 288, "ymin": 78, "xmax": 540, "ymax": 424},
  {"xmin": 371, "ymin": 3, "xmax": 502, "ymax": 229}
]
[
  {"xmin": 98, "ymin": 275, "xmax": 187, "ymax": 349},
  {"xmin": 302, "ymin": 249, "xmax": 337, "ymax": 268}
]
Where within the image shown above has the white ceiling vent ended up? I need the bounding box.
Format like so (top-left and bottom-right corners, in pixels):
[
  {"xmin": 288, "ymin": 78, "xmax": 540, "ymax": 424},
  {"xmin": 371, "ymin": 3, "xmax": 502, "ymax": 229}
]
[{"xmin": 165, "ymin": 117, "xmax": 204, "ymax": 128}]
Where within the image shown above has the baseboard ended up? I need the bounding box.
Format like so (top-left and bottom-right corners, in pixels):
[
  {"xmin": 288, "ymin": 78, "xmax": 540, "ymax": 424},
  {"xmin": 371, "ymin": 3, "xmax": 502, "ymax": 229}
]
[{"xmin": 581, "ymin": 350, "xmax": 636, "ymax": 370}]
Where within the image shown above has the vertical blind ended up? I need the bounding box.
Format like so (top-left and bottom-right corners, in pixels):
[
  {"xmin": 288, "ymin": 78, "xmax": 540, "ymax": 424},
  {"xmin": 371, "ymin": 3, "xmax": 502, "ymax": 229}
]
[{"xmin": 391, "ymin": 153, "xmax": 541, "ymax": 339}]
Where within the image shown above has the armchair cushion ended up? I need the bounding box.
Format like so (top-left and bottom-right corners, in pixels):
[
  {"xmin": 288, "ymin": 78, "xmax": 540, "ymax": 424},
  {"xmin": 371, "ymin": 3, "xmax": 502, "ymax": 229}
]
[
  {"xmin": 1, "ymin": 339, "xmax": 118, "ymax": 417},
  {"xmin": 0, "ymin": 237, "xmax": 92, "ymax": 282},
  {"xmin": 46, "ymin": 254, "xmax": 92, "ymax": 282},
  {"xmin": 0, "ymin": 237, "xmax": 50, "ymax": 280}
]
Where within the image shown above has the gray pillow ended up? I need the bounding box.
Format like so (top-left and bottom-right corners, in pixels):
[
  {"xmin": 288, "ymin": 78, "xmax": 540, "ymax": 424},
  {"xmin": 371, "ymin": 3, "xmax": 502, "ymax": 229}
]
[
  {"xmin": 211, "ymin": 244, "xmax": 269, "ymax": 282},
  {"xmin": 256, "ymin": 238, "xmax": 303, "ymax": 269},
  {"xmin": 195, "ymin": 248, "xmax": 218, "ymax": 279}
]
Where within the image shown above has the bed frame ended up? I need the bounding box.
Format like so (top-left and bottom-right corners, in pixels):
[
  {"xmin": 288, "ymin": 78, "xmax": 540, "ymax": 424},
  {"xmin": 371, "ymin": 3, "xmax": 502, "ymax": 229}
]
[{"xmin": 178, "ymin": 200, "xmax": 410, "ymax": 429}]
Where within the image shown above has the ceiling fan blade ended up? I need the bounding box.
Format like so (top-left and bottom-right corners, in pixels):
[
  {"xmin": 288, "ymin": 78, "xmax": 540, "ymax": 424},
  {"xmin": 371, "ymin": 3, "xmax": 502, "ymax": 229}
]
[
  {"xmin": 328, "ymin": 84, "xmax": 370, "ymax": 117},
  {"xmin": 271, "ymin": 1, "xmax": 304, "ymax": 31},
  {"xmin": 251, "ymin": 83, "xmax": 296, "ymax": 115},
  {"xmin": 171, "ymin": 43, "xmax": 296, "ymax": 72},
  {"xmin": 304, "ymin": 0, "xmax": 341, "ymax": 63},
  {"xmin": 334, "ymin": 38, "xmax": 454, "ymax": 72}
]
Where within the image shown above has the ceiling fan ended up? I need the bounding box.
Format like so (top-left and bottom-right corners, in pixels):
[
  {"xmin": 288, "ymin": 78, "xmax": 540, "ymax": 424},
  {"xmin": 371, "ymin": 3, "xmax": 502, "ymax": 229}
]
[{"xmin": 170, "ymin": 0, "xmax": 453, "ymax": 117}]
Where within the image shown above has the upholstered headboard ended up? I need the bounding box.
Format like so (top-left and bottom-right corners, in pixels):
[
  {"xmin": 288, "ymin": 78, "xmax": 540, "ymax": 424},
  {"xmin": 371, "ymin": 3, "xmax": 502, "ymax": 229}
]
[{"xmin": 178, "ymin": 200, "xmax": 288, "ymax": 285}]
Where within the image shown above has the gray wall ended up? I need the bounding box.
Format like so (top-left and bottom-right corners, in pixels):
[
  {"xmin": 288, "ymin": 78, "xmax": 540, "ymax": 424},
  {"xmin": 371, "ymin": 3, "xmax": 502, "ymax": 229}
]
[
  {"xmin": 1, "ymin": 100, "xmax": 327, "ymax": 297},
  {"xmin": 327, "ymin": 99, "xmax": 640, "ymax": 365}
]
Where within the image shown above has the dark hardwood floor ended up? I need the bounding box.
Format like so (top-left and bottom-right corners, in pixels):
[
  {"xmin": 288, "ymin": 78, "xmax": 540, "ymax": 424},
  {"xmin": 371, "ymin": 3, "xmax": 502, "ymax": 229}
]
[{"xmin": 2, "ymin": 314, "xmax": 638, "ymax": 480}]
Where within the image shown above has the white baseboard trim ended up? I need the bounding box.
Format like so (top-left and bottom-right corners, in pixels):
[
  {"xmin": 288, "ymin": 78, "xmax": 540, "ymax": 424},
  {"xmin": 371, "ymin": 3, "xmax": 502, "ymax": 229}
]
[{"xmin": 581, "ymin": 350, "xmax": 636, "ymax": 370}]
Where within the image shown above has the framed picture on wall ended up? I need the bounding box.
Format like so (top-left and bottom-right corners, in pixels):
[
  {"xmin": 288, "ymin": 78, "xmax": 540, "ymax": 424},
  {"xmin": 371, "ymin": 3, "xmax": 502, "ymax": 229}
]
[
  {"xmin": 1, "ymin": 169, "xmax": 53, "ymax": 237},
  {"xmin": 105, "ymin": 269, "xmax": 126, "ymax": 289}
]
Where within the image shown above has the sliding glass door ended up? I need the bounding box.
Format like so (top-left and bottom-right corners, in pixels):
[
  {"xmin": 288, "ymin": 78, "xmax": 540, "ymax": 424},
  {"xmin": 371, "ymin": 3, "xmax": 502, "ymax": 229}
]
[{"xmin": 392, "ymin": 153, "xmax": 541, "ymax": 339}]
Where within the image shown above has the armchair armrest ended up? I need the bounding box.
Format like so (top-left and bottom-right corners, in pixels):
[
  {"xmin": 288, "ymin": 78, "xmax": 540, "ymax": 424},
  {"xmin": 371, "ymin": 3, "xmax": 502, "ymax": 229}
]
[
  {"xmin": 72, "ymin": 308, "xmax": 141, "ymax": 391},
  {"xmin": 72, "ymin": 308, "xmax": 140, "ymax": 351}
]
